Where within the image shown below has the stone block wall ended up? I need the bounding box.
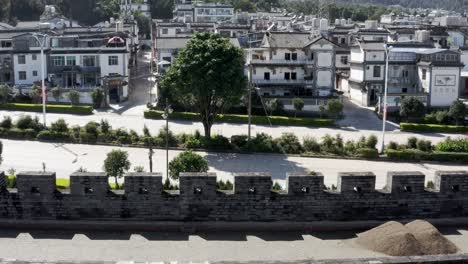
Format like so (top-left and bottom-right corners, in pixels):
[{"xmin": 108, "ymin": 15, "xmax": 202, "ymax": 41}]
[{"xmin": 1, "ymin": 170, "xmax": 468, "ymax": 222}]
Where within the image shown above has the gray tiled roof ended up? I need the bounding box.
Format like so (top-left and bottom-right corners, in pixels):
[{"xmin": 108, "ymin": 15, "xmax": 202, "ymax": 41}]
[{"xmin": 262, "ymin": 32, "xmax": 312, "ymax": 48}]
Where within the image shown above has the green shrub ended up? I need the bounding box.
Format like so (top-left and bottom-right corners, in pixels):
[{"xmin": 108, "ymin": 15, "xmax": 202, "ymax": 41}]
[
  {"xmin": 366, "ymin": 135, "xmax": 378, "ymax": 149},
  {"xmin": 169, "ymin": 151, "xmax": 208, "ymax": 180},
  {"xmin": 37, "ymin": 130, "xmax": 71, "ymax": 141},
  {"xmin": 0, "ymin": 116, "xmax": 12, "ymax": 129},
  {"xmin": 129, "ymin": 130, "xmax": 140, "ymax": 144},
  {"xmin": 344, "ymin": 140, "xmax": 356, "ymax": 154},
  {"xmin": 276, "ymin": 133, "xmax": 302, "ymax": 154},
  {"xmin": 68, "ymin": 90, "xmax": 80, "ymax": 105},
  {"xmin": 50, "ymin": 119, "xmax": 68, "ymax": 133},
  {"xmin": 435, "ymin": 138, "xmax": 468, "ymax": 153},
  {"xmin": 303, "ymin": 137, "xmax": 321, "ymax": 153},
  {"xmin": 156, "ymin": 126, "xmax": 178, "ymax": 147},
  {"xmin": 91, "ymin": 88, "xmax": 104, "ymax": 109},
  {"xmin": 231, "ymin": 135, "xmax": 248, "ymax": 149},
  {"xmin": 416, "ymin": 140, "xmax": 432, "ymax": 152},
  {"xmin": 217, "ymin": 180, "xmax": 233, "ymax": 190},
  {"xmin": 84, "ymin": 121, "xmax": 99, "ymax": 136},
  {"xmin": 426, "ymin": 181, "xmax": 435, "ymax": 189},
  {"xmin": 201, "ymin": 135, "xmax": 232, "ymax": 151},
  {"xmin": 0, "ymin": 103, "xmax": 92, "ymax": 115},
  {"xmin": 400, "ymin": 123, "xmax": 468, "ymax": 133},
  {"xmin": 387, "ymin": 141, "xmax": 399, "ymax": 150},
  {"xmin": 247, "ymin": 133, "xmax": 277, "ymax": 153},
  {"xmin": 355, "ymin": 148, "xmax": 379, "ymax": 159},
  {"xmin": 144, "ymin": 110, "xmax": 335, "ymax": 127},
  {"xmin": 430, "ymin": 152, "xmax": 468, "ymax": 163},
  {"xmin": 185, "ymin": 137, "xmax": 201, "ymax": 149},
  {"xmin": 385, "ymin": 149, "xmax": 431, "ymax": 161},
  {"xmin": 79, "ymin": 132, "xmax": 97, "ymax": 144},
  {"xmin": 15, "ymin": 115, "xmax": 42, "ymax": 131},
  {"xmin": 114, "ymin": 128, "xmax": 132, "ymax": 145},
  {"xmin": 100, "ymin": 119, "xmax": 111, "ymax": 134},
  {"xmin": 407, "ymin": 137, "xmax": 418, "ymax": 149},
  {"xmin": 357, "ymin": 136, "xmax": 367, "ymax": 149},
  {"xmin": 272, "ymin": 181, "xmax": 283, "ymax": 191}
]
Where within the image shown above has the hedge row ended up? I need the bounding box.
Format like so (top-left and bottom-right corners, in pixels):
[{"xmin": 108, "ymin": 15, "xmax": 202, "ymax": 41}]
[
  {"xmin": 385, "ymin": 149, "xmax": 468, "ymax": 163},
  {"xmin": 0, "ymin": 103, "xmax": 93, "ymax": 115},
  {"xmin": 144, "ymin": 110, "xmax": 335, "ymax": 127},
  {"xmin": 400, "ymin": 123, "xmax": 468, "ymax": 133}
]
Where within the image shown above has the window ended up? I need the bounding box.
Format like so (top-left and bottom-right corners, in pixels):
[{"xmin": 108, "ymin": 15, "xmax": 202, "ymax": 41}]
[
  {"xmin": 18, "ymin": 55, "xmax": 26, "ymax": 64},
  {"xmin": 108, "ymin": 56, "xmax": 119, "ymax": 66},
  {"xmin": 66, "ymin": 56, "xmax": 76, "ymax": 66},
  {"xmin": 402, "ymin": 88, "xmax": 408, "ymax": 93},
  {"xmin": 341, "ymin": 38, "xmax": 346, "ymax": 44},
  {"xmin": 285, "ymin": 53, "xmax": 291, "ymax": 60},
  {"xmin": 422, "ymin": 69, "xmax": 427, "ymax": 80},
  {"xmin": 32, "ymin": 54, "xmax": 37, "ymax": 61},
  {"xmin": 264, "ymin": 72, "xmax": 270, "ymax": 80},
  {"xmin": 310, "ymin": 53, "xmax": 314, "ymax": 60},
  {"xmin": 1, "ymin": 41, "xmax": 11, "ymax": 48},
  {"xmin": 340, "ymin": 56, "xmax": 348, "ymax": 65},
  {"xmin": 402, "ymin": 70, "xmax": 409, "ymax": 78},
  {"xmin": 284, "ymin": 72, "xmax": 290, "ymax": 80},
  {"xmin": 373, "ymin": 66, "xmax": 381, "ymax": 78},
  {"xmin": 291, "ymin": 72, "xmax": 297, "ymax": 80},
  {"xmin": 291, "ymin": 53, "xmax": 297, "ymax": 61},
  {"xmin": 83, "ymin": 56, "xmax": 96, "ymax": 67},
  {"xmin": 33, "ymin": 71, "xmax": 38, "ymax": 77},
  {"xmin": 18, "ymin": 71, "xmax": 26, "ymax": 80},
  {"xmin": 51, "ymin": 56, "xmax": 65, "ymax": 66}
]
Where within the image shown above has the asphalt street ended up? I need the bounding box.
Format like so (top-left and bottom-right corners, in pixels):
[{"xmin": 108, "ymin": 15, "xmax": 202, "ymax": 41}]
[{"xmin": 2, "ymin": 139, "xmax": 467, "ymax": 188}]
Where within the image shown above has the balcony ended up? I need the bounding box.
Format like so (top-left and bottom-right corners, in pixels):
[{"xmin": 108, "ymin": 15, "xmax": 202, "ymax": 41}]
[
  {"xmin": 253, "ymin": 79, "xmax": 314, "ymax": 86},
  {"xmin": 250, "ymin": 59, "xmax": 314, "ymax": 66},
  {"xmin": 388, "ymin": 77, "xmax": 414, "ymax": 85}
]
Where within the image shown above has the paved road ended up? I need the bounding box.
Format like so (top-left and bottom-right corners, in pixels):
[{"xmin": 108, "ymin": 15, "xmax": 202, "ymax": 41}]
[
  {"xmin": 2, "ymin": 139, "xmax": 467, "ymax": 188},
  {"xmin": 0, "ymin": 227, "xmax": 467, "ymax": 262}
]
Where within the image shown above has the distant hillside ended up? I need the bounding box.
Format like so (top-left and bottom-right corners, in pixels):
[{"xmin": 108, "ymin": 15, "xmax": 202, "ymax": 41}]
[{"xmin": 335, "ymin": 0, "xmax": 466, "ymax": 10}]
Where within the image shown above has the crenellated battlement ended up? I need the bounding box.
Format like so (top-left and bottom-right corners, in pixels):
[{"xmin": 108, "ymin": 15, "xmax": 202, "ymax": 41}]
[{"xmin": 1, "ymin": 170, "xmax": 468, "ymax": 222}]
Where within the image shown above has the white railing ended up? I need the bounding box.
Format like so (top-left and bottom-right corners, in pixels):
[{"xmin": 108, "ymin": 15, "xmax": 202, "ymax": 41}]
[
  {"xmin": 253, "ymin": 79, "xmax": 314, "ymax": 85},
  {"xmin": 250, "ymin": 59, "xmax": 314, "ymax": 65}
]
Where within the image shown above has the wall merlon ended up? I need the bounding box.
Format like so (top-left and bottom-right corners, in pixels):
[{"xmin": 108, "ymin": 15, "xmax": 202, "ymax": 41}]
[
  {"xmin": 386, "ymin": 171, "xmax": 426, "ymax": 194},
  {"xmin": 70, "ymin": 172, "xmax": 109, "ymax": 196},
  {"xmin": 16, "ymin": 171, "xmax": 56, "ymax": 196},
  {"xmin": 180, "ymin": 172, "xmax": 217, "ymax": 198},
  {"xmin": 286, "ymin": 172, "xmax": 325, "ymax": 195},
  {"xmin": 234, "ymin": 173, "xmax": 272, "ymax": 195},
  {"xmin": 337, "ymin": 172, "xmax": 376, "ymax": 193},
  {"xmin": 124, "ymin": 172, "xmax": 163, "ymax": 195},
  {"xmin": 435, "ymin": 171, "xmax": 468, "ymax": 194}
]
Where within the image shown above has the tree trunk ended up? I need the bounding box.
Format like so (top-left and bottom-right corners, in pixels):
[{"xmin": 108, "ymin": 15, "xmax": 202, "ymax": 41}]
[
  {"xmin": 114, "ymin": 176, "xmax": 119, "ymax": 190},
  {"xmin": 203, "ymin": 122, "xmax": 211, "ymax": 138}
]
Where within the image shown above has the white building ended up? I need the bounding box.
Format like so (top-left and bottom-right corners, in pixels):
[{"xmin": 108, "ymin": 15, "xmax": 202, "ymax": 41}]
[
  {"xmin": 247, "ymin": 32, "xmax": 339, "ymax": 111},
  {"xmin": 120, "ymin": 0, "xmax": 151, "ymax": 18},
  {"xmin": 346, "ymin": 40, "xmax": 464, "ymax": 109}
]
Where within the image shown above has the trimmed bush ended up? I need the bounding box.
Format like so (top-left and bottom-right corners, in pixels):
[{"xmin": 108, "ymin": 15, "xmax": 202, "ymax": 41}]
[
  {"xmin": 400, "ymin": 123, "xmax": 468, "ymax": 133},
  {"xmin": 201, "ymin": 135, "xmax": 232, "ymax": 151},
  {"xmin": 247, "ymin": 133, "xmax": 277, "ymax": 153},
  {"xmin": 355, "ymin": 148, "xmax": 379, "ymax": 159},
  {"xmin": 0, "ymin": 116, "xmax": 12, "ymax": 129},
  {"xmin": 386, "ymin": 149, "xmax": 432, "ymax": 161},
  {"xmin": 231, "ymin": 135, "xmax": 248, "ymax": 149},
  {"xmin": 37, "ymin": 130, "xmax": 71, "ymax": 141},
  {"xmin": 144, "ymin": 110, "xmax": 335, "ymax": 127},
  {"xmin": 50, "ymin": 119, "xmax": 68, "ymax": 133},
  {"xmin": 0, "ymin": 103, "xmax": 93, "ymax": 115},
  {"xmin": 386, "ymin": 149, "xmax": 468, "ymax": 163}
]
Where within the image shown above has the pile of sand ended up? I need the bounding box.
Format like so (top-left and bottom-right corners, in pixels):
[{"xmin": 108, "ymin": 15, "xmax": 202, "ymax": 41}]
[{"xmin": 356, "ymin": 220, "xmax": 458, "ymax": 256}]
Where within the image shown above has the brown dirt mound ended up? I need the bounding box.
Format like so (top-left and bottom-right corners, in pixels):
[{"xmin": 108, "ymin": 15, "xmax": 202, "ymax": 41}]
[
  {"xmin": 356, "ymin": 221, "xmax": 422, "ymax": 256},
  {"xmin": 406, "ymin": 220, "xmax": 458, "ymax": 255},
  {"xmin": 356, "ymin": 220, "xmax": 458, "ymax": 256}
]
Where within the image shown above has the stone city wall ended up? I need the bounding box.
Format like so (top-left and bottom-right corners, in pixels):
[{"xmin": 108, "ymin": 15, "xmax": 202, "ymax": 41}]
[{"xmin": 0, "ymin": 170, "xmax": 467, "ymax": 222}]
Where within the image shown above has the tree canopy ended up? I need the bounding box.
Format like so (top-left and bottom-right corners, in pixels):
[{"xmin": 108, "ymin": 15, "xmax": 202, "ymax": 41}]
[{"xmin": 160, "ymin": 32, "xmax": 246, "ymax": 137}]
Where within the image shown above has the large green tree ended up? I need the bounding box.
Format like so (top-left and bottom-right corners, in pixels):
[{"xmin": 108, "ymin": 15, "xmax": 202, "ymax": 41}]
[
  {"xmin": 160, "ymin": 32, "xmax": 246, "ymax": 137},
  {"xmin": 400, "ymin": 97, "xmax": 426, "ymax": 122},
  {"xmin": 103, "ymin": 149, "xmax": 131, "ymax": 189}
]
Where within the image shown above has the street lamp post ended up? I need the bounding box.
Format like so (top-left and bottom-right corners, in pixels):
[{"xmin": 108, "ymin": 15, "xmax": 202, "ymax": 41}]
[
  {"xmin": 381, "ymin": 45, "xmax": 393, "ymax": 153},
  {"xmin": 162, "ymin": 98, "xmax": 173, "ymax": 180},
  {"xmin": 32, "ymin": 33, "xmax": 48, "ymax": 127}
]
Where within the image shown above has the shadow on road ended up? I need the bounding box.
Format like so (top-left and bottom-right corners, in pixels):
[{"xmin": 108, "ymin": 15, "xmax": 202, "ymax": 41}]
[{"xmin": 205, "ymin": 152, "xmax": 308, "ymax": 180}]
